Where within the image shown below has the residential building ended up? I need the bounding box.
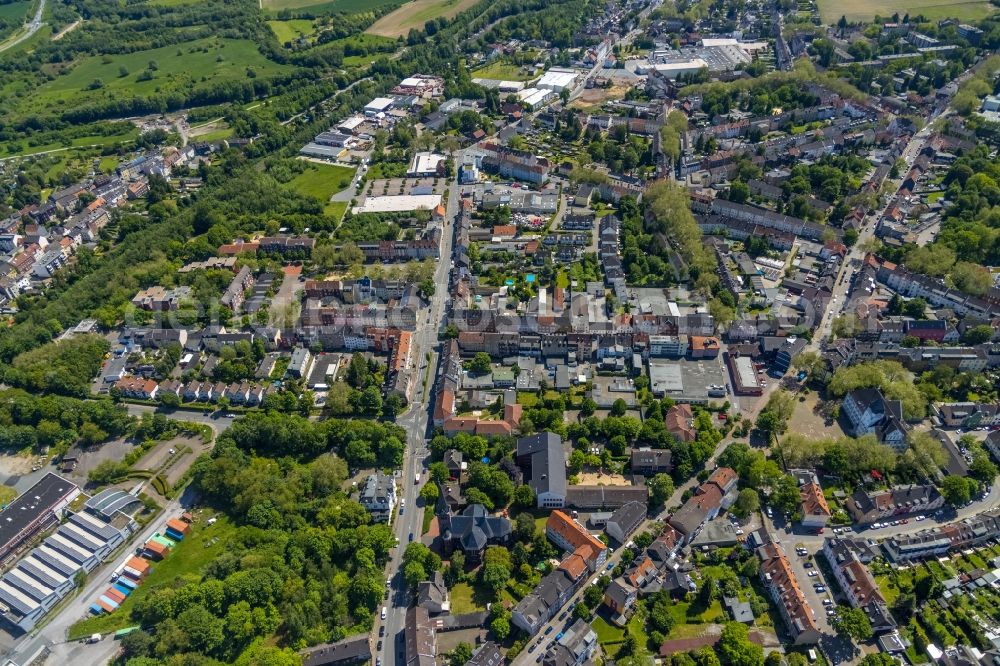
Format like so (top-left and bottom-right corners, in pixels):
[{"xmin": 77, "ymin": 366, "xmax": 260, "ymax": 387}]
[
  {"xmin": 417, "ymin": 572, "xmax": 450, "ymax": 614},
  {"xmin": 845, "ymin": 485, "xmax": 943, "ymax": 524},
  {"xmin": 131, "ymin": 285, "xmax": 192, "ymax": 311},
  {"xmin": 665, "ymin": 404, "xmax": 695, "ymax": 442},
  {"xmin": 542, "ymin": 618, "xmax": 597, "ymax": 666},
  {"xmin": 545, "ymin": 510, "xmax": 608, "ymax": 571},
  {"xmin": 841, "ymin": 388, "xmax": 909, "ymax": 449},
  {"xmin": 603, "ymin": 578, "xmax": 637, "ymax": 616},
  {"xmin": 934, "ymin": 402, "xmax": 1000, "ymax": 428},
  {"xmin": 466, "ymin": 643, "xmax": 503, "ymax": 666},
  {"xmin": 221, "ymin": 266, "xmax": 255, "ymax": 313},
  {"xmin": 799, "ymin": 479, "xmax": 832, "ymax": 530},
  {"xmin": 288, "ymin": 347, "xmax": 313, "ymax": 379},
  {"xmin": 404, "ymin": 606, "xmax": 436, "ymax": 666},
  {"xmin": 630, "ymin": 448, "xmax": 672, "ymax": 475},
  {"xmin": 301, "ymin": 634, "xmax": 372, "ymax": 666},
  {"xmin": 358, "ymin": 471, "xmax": 396, "ymax": 522},
  {"xmin": 757, "ymin": 542, "xmax": 821, "ymax": 644},
  {"xmin": 605, "ymin": 501, "xmax": 646, "ymax": 545},
  {"xmin": 822, "ymin": 539, "xmax": 895, "ymax": 633},
  {"xmin": 667, "ymin": 467, "xmax": 738, "ymax": 545},
  {"xmin": 512, "ymin": 551, "xmax": 589, "ymax": 635}
]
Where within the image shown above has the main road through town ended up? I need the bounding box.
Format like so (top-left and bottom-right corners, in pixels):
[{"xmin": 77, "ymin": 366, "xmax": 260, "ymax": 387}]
[{"xmin": 381, "ymin": 150, "xmax": 459, "ymax": 666}]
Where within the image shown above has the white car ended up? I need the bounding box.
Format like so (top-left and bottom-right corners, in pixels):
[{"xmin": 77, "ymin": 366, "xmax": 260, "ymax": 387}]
[
  {"xmin": 808, "ymin": 571, "xmax": 819, "ymax": 577},
  {"xmin": 381, "ymin": 606, "xmax": 387, "ymax": 620}
]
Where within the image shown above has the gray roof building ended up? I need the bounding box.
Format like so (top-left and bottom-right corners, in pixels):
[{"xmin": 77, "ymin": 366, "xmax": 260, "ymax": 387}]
[
  {"xmin": 466, "ymin": 642, "xmax": 504, "ymax": 666},
  {"xmin": 359, "ymin": 471, "xmax": 396, "ymax": 522},
  {"xmin": 517, "ymin": 432, "xmax": 567, "ymax": 508},
  {"xmin": 301, "ymin": 634, "xmax": 372, "ymax": 666},
  {"xmin": 724, "ymin": 596, "xmax": 755, "ymax": 624},
  {"xmin": 405, "ymin": 606, "xmax": 436, "ymax": 666},
  {"xmin": 605, "ymin": 501, "xmax": 646, "ymax": 544},
  {"xmin": 542, "ymin": 618, "xmax": 598, "ymax": 666},
  {"xmin": 417, "ymin": 571, "xmax": 450, "ymax": 614},
  {"xmin": 438, "ymin": 503, "xmax": 512, "ymax": 561}
]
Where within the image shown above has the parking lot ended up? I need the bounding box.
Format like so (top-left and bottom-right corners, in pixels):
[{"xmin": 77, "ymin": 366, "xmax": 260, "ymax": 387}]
[{"xmin": 781, "ymin": 541, "xmax": 835, "ymax": 631}]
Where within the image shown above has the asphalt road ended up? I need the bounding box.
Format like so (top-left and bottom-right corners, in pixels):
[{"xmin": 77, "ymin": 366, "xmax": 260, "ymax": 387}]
[
  {"xmin": 1, "ymin": 486, "xmax": 194, "ymax": 666},
  {"xmin": 379, "ymin": 149, "xmax": 458, "ymax": 666},
  {"xmin": 812, "ymin": 114, "xmax": 943, "ymax": 348},
  {"xmin": 0, "ymin": 0, "xmax": 45, "ymax": 54}
]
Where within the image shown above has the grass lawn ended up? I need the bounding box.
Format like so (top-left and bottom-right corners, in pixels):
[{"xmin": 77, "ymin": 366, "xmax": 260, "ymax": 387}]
[
  {"xmin": 195, "ymin": 127, "xmax": 234, "ymax": 143},
  {"xmin": 517, "ymin": 392, "xmax": 539, "ymax": 408},
  {"xmin": 68, "ymin": 516, "xmax": 237, "ymax": 640},
  {"xmin": 471, "ymin": 60, "xmax": 535, "ymax": 82},
  {"xmin": 0, "ymin": 0, "xmax": 29, "ymax": 27},
  {"xmin": 450, "ymin": 582, "xmax": 483, "ymax": 614},
  {"xmin": 287, "ymin": 162, "xmax": 356, "ymax": 205},
  {"xmin": 29, "ymin": 38, "xmax": 292, "ymax": 119},
  {"xmin": 817, "ymin": 0, "xmax": 994, "ymax": 21},
  {"xmin": 421, "ymin": 506, "xmax": 433, "ymax": 534},
  {"xmin": 556, "ymin": 271, "xmax": 569, "ymax": 289},
  {"xmin": 592, "ymin": 615, "xmax": 624, "ymax": 647},
  {"xmin": 666, "ymin": 599, "xmax": 725, "ymax": 631},
  {"xmin": 264, "ymin": 0, "xmax": 401, "ymax": 13},
  {"xmin": 267, "ymin": 19, "xmax": 316, "ymax": 44},
  {"xmin": 98, "ymin": 155, "xmax": 120, "ymax": 174},
  {"xmin": 327, "ymin": 200, "xmax": 349, "ymax": 222},
  {"xmin": 366, "ymin": 0, "xmax": 480, "ymax": 37},
  {"xmin": 0, "ymin": 129, "xmax": 138, "ymax": 158}
]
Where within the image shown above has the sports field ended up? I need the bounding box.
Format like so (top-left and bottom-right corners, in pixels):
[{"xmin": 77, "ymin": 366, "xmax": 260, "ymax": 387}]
[
  {"xmin": 817, "ymin": 0, "xmax": 994, "ymax": 22},
  {"xmin": 28, "ymin": 38, "xmax": 291, "ymax": 114},
  {"xmin": 366, "ymin": 0, "xmax": 480, "ymax": 37}
]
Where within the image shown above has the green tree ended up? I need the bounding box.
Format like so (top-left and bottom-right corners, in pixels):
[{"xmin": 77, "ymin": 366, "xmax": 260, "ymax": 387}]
[
  {"xmin": 648, "ymin": 473, "xmax": 674, "ymax": 507},
  {"xmin": 468, "ymin": 352, "xmax": 492, "ymax": 375},
  {"xmin": 448, "ymin": 643, "xmax": 473, "ymax": 666},
  {"xmin": 831, "ymin": 606, "xmax": 874, "ymax": 642},
  {"xmin": 490, "ymin": 615, "xmax": 510, "ymax": 640},
  {"xmin": 732, "ymin": 488, "xmax": 760, "ymax": 518},
  {"xmin": 941, "ymin": 475, "xmax": 977, "ymax": 506},
  {"xmin": 717, "ymin": 622, "xmax": 764, "ymax": 666},
  {"xmin": 420, "ymin": 482, "xmax": 440, "ymax": 503}
]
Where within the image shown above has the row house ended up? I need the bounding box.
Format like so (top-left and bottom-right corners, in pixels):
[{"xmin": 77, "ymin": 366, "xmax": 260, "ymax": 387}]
[
  {"xmin": 512, "ymin": 550, "xmax": 589, "ymax": 635},
  {"xmin": 883, "ymin": 509, "xmax": 1000, "ymax": 562},
  {"xmin": 114, "ymin": 376, "xmax": 159, "ymax": 400},
  {"xmin": 845, "ymin": 485, "xmax": 943, "ymax": 524},
  {"xmin": 694, "ymin": 197, "xmax": 833, "ymax": 242},
  {"xmin": 757, "ymin": 543, "xmax": 821, "ymax": 644},
  {"xmin": 667, "ymin": 467, "xmax": 738, "ymax": 545},
  {"xmin": 875, "ymin": 259, "xmax": 1000, "ymax": 318},
  {"xmin": 258, "ymin": 236, "xmax": 316, "ymax": 257},
  {"xmin": 933, "ymin": 402, "xmax": 1000, "ymax": 428},
  {"xmin": 356, "ymin": 233, "xmax": 441, "ymax": 263},
  {"xmin": 220, "ymin": 267, "xmax": 255, "ymax": 313}
]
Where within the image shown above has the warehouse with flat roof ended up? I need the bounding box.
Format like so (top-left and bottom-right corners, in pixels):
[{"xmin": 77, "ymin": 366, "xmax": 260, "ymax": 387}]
[
  {"xmin": 0, "ymin": 508, "xmax": 137, "ymax": 632},
  {"xmin": 727, "ymin": 354, "xmax": 762, "ymax": 396},
  {"xmin": 0, "ymin": 474, "xmax": 79, "ymax": 566}
]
